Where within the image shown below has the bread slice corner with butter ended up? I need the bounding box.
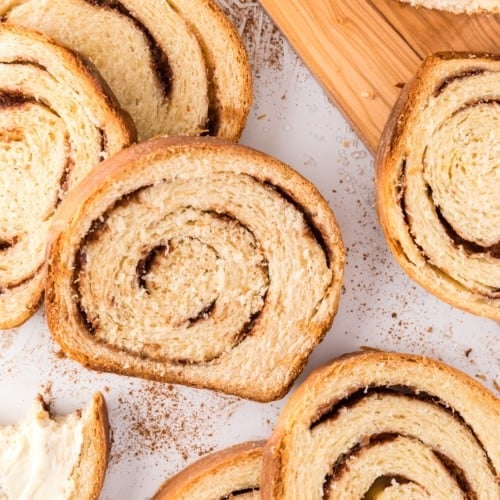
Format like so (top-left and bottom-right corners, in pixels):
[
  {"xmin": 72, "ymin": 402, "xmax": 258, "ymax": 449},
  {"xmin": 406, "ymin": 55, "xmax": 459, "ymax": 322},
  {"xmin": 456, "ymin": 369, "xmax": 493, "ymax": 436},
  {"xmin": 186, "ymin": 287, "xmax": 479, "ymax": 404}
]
[{"xmin": 0, "ymin": 393, "xmax": 108, "ymax": 500}]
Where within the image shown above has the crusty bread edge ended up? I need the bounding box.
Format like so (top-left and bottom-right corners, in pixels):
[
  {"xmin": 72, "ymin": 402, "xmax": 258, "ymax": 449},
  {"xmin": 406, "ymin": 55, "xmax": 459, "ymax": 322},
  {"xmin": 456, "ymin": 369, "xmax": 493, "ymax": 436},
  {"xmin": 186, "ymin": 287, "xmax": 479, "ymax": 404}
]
[
  {"xmin": 69, "ymin": 392, "xmax": 109, "ymax": 500},
  {"xmin": 46, "ymin": 136, "xmax": 345, "ymax": 402},
  {"xmin": 153, "ymin": 440, "xmax": 265, "ymax": 499},
  {"xmin": 375, "ymin": 51, "xmax": 500, "ymax": 321},
  {"xmin": 260, "ymin": 350, "xmax": 500, "ymax": 498},
  {"xmin": 167, "ymin": 0, "xmax": 252, "ymax": 141}
]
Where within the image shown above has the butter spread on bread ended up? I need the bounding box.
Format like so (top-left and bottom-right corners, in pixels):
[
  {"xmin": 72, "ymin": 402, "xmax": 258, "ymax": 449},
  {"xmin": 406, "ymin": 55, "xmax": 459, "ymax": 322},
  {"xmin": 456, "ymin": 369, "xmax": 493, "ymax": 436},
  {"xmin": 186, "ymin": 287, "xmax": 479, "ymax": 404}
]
[{"xmin": 0, "ymin": 393, "xmax": 108, "ymax": 500}]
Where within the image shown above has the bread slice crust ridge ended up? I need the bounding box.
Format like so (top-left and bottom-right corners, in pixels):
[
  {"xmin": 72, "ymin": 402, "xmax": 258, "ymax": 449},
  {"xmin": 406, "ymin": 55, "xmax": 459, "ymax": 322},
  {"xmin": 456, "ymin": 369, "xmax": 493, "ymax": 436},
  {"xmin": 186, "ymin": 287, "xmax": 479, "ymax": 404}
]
[
  {"xmin": 153, "ymin": 441, "xmax": 264, "ymax": 499},
  {"xmin": 1, "ymin": 0, "xmax": 252, "ymax": 141}
]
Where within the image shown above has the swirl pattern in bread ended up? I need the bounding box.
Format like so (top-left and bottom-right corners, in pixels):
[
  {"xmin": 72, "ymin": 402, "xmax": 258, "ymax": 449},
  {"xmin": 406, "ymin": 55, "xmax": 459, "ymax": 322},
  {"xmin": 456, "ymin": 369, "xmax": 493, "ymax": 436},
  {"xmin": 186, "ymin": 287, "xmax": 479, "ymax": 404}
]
[
  {"xmin": 0, "ymin": 0, "xmax": 252, "ymax": 141},
  {"xmin": 46, "ymin": 136, "xmax": 345, "ymax": 402},
  {"xmin": 153, "ymin": 441, "xmax": 264, "ymax": 499},
  {"xmin": 262, "ymin": 351, "xmax": 500, "ymax": 499},
  {"xmin": 376, "ymin": 52, "xmax": 500, "ymax": 320},
  {"xmin": 396, "ymin": 0, "xmax": 500, "ymax": 13},
  {"xmin": 0, "ymin": 24, "xmax": 133, "ymax": 329}
]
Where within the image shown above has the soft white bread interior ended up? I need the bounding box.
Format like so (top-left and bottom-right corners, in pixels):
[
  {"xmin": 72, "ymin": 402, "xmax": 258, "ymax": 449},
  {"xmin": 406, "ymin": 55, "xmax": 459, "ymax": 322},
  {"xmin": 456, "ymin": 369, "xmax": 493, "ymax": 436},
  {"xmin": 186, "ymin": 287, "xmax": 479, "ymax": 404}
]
[
  {"xmin": 397, "ymin": 0, "xmax": 500, "ymax": 13},
  {"xmin": 262, "ymin": 351, "xmax": 500, "ymax": 499},
  {"xmin": 0, "ymin": 0, "xmax": 252, "ymax": 141},
  {"xmin": 153, "ymin": 441, "xmax": 264, "ymax": 499},
  {"xmin": 46, "ymin": 136, "xmax": 345, "ymax": 402},
  {"xmin": 375, "ymin": 52, "xmax": 500, "ymax": 320},
  {"xmin": 0, "ymin": 393, "xmax": 109, "ymax": 500},
  {"xmin": 0, "ymin": 23, "xmax": 133, "ymax": 329}
]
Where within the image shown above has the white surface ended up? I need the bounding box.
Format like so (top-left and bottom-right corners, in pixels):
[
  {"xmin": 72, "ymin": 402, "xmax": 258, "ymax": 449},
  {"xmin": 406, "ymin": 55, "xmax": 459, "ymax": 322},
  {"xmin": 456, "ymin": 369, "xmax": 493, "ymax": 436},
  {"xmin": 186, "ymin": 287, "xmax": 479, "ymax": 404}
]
[{"xmin": 0, "ymin": 2, "xmax": 498, "ymax": 499}]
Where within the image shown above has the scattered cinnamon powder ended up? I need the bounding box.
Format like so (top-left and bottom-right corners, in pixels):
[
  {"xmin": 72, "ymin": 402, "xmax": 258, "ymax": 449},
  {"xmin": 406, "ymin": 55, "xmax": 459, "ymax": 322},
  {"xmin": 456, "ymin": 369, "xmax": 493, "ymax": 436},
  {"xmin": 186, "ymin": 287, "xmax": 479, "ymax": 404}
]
[
  {"xmin": 493, "ymin": 380, "xmax": 500, "ymax": 394},
  {"xmin": 0, "ymin": 329, "xmax": 16, "ymax": 353},
  {"xmin": 109, "ymin": 380, "xmax": 240, "ymax": 466}
]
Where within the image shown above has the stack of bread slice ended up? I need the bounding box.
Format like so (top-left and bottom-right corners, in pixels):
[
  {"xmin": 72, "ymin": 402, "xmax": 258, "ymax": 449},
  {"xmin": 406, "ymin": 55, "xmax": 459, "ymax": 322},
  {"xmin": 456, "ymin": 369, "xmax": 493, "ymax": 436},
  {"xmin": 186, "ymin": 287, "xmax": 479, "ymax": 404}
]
[{"xmin": 0, "ymin": 0, "xmax": 252, "ymax": 141}]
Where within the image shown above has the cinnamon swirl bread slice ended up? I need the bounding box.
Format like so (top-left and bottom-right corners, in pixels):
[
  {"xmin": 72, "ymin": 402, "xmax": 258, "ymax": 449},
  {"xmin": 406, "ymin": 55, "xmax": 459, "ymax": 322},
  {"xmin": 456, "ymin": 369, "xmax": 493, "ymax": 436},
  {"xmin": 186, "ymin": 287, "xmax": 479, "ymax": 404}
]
[
  {"xmin": 376, "ymin": 52, "xmax": 500, "ymax": 320},
  {"xmin": 1, "ymin": 0, "xmax": 252, "ymax": 141},
  {"xmin": 0, "ymin": 24, "xmax": 133, "ymax": 329},
  {"xmin": 153, "ymin": 441, "xmax": 264, "ymax": 499},
  {"xmin": 262, "ymin": 351, "xmax": 500, "ymax": 499},
  {"xmin": 397, "ymin": 0, "xmax": 500, "ymax": 13},
  {"xmin": 0, "ymin": 393, "xmax": 109, "ymax": 500},
  {"xmin": 46, "ymin": 136, "xmax": 345, "ymax": 402}
]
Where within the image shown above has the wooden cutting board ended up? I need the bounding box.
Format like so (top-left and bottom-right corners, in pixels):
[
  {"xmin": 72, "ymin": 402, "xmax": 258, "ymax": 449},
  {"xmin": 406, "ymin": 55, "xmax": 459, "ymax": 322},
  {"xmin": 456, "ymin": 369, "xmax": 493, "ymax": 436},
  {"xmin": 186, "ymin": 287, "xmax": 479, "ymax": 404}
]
[{"xmin": 258, "ymin": 0, "xmax": 500, "ymax": 153}]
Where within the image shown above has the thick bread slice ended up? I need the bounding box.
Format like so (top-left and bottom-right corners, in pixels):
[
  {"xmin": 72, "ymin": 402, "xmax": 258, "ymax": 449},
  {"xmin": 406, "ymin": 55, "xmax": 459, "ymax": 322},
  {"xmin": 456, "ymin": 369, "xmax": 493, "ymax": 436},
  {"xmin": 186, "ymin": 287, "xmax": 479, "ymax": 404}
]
[
  {"xmin": 262, "ymin": 351, "xmax": 500, "ymax": 499},
  {"xmin": 153, "ymin": 441, "xmax": 264, "ymax": 499},
  {"xmin": 0, "ymin": 24, "xmax": 133, "ymax": 329},
  {"xmin": 0, "ymin": 393, "xmax": 109, "ymax": 500},
  {"xmin": 397, "ymin": 0, "xmax": 500, "ymax": 13},
  {"xmin": 1, "ymin": 0, "xmax": 252, "ymax": 141},
  {"xmin": 167, "ymin": 0, "xmax": 252, "ymax": 140},
  {"xmin": 375, "ymin": 52, "xmax": 500, "ymax": 320},
  {"xmin": 45, "ymin": 136, "xmax": 345, "ymax": 402}
]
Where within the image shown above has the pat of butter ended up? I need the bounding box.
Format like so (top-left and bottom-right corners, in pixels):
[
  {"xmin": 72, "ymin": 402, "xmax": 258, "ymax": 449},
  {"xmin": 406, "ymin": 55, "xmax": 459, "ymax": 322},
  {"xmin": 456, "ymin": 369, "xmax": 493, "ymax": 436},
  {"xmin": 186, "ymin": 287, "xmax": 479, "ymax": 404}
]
[{"xmin": 0, "ymin": 399, "xmax": 84, "ymax": 500}]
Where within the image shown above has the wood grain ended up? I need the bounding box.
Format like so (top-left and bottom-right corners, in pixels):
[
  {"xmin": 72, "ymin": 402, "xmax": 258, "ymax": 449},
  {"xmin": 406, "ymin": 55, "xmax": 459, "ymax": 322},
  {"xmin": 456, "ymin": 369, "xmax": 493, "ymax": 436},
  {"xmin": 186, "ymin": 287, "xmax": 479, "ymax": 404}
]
[{"xmin": 258, "ymin": 0, "xmax": 500, "ymax": 153}]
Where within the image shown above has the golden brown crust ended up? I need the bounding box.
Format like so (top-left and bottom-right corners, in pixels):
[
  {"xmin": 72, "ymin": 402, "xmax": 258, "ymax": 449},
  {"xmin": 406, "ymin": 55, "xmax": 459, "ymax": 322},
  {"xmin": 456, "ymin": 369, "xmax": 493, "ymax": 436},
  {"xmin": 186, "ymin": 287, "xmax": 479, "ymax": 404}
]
[
  {"xmin": 46, "ymin": 136, "xmax": 345, "ymax": 401},
  {"xmin": 69, "ymin": 393, "xmax": 109, "ymax": 500},
  {"xmin": 261, "ymin": 351, "xmax": 500, "ymax": 499},
  {"xmin": 375, "ymin": 52, "xmax": 500, "ymax": 320},
  {"xmin": 153, "ymin": 441, "xmax": 265, "ymax": 499},
  {"xmin": 167, "ymin": 0, "xmax": 253, "ymax": 140}
]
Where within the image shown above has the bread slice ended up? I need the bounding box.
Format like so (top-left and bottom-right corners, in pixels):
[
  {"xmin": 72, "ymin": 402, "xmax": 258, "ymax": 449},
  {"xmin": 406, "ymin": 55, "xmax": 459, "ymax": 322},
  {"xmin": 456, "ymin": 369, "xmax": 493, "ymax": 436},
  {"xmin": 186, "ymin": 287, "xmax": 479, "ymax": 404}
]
[
  {"xmin": 0, "ymin": 393, "xmax": 109, "ymax": 500},
  {"xmin": 1, "ymin": 0, "xmax": 252, "ymax": 141},
  {"xmin": 397, "ymin": 0, "xmax": 500, "ymax": 13},
  {"xmin": 375, "ymin": 52, "xmax": 500, "ymax": 320},
  {"xmin": 0, "ymin": 24, "xmax": 134, "ymax": 329},
  {"xmin": 167, "ymin": 0, "xmax": 252, "ymax": 140},
  {"xmin": 45, "ymin": 136, "xmax": 345, "ymax": 402},
  {"xmin": 262, "ymin": 351, "xmax": 500, "ymax": 499},
  {"xmin": 153, "ymin": 441, "xmax": 264, "ymax": 499}
]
